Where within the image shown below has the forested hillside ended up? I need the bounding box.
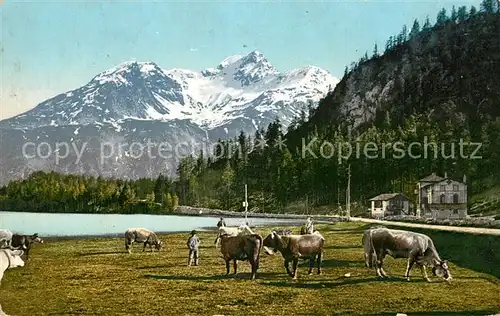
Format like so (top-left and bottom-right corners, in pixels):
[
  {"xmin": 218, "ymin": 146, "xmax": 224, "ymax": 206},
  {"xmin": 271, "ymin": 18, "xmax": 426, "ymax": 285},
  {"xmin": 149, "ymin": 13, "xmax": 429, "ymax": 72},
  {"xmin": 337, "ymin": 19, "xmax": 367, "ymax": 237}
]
[{"xmin": 1, "ymin": 3, "xmax": 499, "ymax": 215}]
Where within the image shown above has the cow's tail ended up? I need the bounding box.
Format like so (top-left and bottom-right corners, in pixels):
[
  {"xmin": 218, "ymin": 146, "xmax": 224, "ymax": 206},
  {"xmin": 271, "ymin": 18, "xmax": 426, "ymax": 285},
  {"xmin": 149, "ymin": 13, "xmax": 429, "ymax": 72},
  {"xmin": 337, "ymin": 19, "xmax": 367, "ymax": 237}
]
[
  {"xmin": 214, "ymin": 231, "xmax": 220, "ymax": 245},
  {"xmin": 255, "ymin": 234, "xmax": 263, "ymax": 255},
  {"xmin": 254, "ymin": 234, "xmax": 264, "ymax": 268},
  {"xmin": 363, "ymin": 229, "xmax": 377, "ymax": 268}
]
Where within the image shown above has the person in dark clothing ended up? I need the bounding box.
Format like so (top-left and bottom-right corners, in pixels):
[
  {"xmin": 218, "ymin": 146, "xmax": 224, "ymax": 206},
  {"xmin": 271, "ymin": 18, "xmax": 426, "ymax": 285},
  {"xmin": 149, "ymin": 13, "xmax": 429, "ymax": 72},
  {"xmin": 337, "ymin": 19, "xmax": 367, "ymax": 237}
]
[
  {"xmin": 187, "ymin": 230, "xmax": 200, "ymax": 266},
  {"xmin": 217, "ymin": 217, "xmax": 226, "ymax": 228}
]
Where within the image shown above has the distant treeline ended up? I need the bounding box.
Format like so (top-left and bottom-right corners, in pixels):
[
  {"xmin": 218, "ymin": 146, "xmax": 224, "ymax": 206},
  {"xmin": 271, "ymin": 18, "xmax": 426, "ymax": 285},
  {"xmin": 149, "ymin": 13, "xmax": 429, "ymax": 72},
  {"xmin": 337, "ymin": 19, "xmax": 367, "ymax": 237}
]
[{"xmin": 0, "ymin": 171, "xmax": 179, "ymax": 214}]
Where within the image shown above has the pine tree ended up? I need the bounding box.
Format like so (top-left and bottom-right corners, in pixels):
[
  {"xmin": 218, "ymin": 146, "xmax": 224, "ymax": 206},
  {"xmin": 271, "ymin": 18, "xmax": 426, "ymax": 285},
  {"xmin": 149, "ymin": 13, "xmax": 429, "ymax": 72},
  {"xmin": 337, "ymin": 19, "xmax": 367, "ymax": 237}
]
[
  {"xmin": 385, "ymin": 36, "xmax": 393, "ymax": 53},
  {"xmin": 154, "ymin": 174, "xmax": 166, "ymax": 204},
  {"xmin": 436, "ymin": 8, "xmax": 448, "ymax": 26},
  {"xmin": 220, "ymin": 161, "xmax": 235, "ymax": 210},
  {"xmin": 457, "ymin": 6, "xmax": 468, "ymax": 22},
  {"xmin": 470, "ymin": 5, "xmax": 477, "ymax": 16},
  {"xmin": 372, "ymin": 43, "xmax": 378, "ymax": 58},
  {"xmin": 172, "ymin": 194, "xmax": 179, "ymax": 210},
  {"xmin": 163, "ymin": 192, "xmax": 173, "ymax": 211},
  {"xmin": 409, "ymin": 19, "xmax": 420, "ymax": 39},
  {"xmin": 480, "ymin": 0, "xmax": 495, "ymax": 13},
  {"xmin": 451, "ymin": 5, "xmax": 458, "ymax": 22},
  {"xmin": 423, "ymin": 15, "xmax": 432, "ymax": 30},
  {"xmin": 400, "ymin": 24, "xmax": 408, "ymax": 43}
]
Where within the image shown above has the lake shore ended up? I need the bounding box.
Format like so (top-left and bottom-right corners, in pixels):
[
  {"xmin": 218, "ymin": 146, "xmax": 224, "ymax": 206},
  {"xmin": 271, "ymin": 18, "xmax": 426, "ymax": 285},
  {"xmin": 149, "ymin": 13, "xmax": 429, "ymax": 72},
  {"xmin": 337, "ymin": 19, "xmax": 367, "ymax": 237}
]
[
  {"xmin": 39, "ymin": 220, "xmax": 317, "ymax": 241},
  {"xmin": 172, "ymin": 205, "xmax": 343, "ymax": 222}
]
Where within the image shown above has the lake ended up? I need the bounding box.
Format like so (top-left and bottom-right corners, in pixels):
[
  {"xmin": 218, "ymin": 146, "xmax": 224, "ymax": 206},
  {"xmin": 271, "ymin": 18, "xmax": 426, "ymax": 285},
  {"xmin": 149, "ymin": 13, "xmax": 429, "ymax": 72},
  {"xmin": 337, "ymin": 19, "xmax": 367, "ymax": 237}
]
[{"xmin": 0, "ymin": 211, "xmax": 301, "ymax": 237}]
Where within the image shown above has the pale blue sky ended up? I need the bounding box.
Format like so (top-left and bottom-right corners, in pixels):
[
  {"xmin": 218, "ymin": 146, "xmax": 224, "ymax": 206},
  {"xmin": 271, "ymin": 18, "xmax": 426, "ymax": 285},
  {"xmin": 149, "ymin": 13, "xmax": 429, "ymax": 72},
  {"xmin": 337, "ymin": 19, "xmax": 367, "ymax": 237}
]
[{"xmin": 1, "ymin": 0, "xmax": 481, "ymax": 119}]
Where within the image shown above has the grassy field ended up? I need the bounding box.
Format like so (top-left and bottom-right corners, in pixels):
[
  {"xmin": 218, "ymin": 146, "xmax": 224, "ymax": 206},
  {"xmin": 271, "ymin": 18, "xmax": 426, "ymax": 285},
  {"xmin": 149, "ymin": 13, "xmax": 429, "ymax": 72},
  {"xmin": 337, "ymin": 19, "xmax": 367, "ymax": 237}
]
[{"xmin": 1, "ymin": 222, "xmax": 499, "ymax": 316}]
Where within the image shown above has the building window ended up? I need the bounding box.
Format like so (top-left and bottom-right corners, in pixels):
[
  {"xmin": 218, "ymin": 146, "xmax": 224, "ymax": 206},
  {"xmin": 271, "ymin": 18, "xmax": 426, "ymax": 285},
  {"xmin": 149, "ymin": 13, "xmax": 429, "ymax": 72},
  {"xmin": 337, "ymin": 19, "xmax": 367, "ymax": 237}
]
[
  {"xmin": 453, "ymin": 209, "xmax": 459, "ymax": 214},
  {"xmin": 374, "ymin": 201, "xmax": 382, "ymax": 208},
  {"xmin": 440, "ymin": 194, "xmax": 446, "ymax": 204},
  {"xmin": 453, "ymin": 184, "xmax": 459, "ymax": 191},
  {"xmin": 453, "ymin": 194, "xmax": 459, "ymax": 204},
  {"xmin": 440, "ymin": 185, "xmax": 446, "ymax": 191}
]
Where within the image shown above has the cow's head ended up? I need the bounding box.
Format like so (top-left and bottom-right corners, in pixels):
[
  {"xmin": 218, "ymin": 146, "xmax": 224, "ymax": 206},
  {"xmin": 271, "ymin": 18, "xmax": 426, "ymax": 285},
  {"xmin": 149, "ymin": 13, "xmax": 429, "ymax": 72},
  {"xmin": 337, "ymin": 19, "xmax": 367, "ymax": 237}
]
[
  {"xmin": 154, "ymin": 240, "xmax": 163, "ymax": 251},
  {"xmin": 262, "ymin": 231, "xmax": 283, "ymax": 255},
  {"xmin": 31, "ymin": 233, "xmax": 44, "ymax": 244},
  {"xmin": 432, "ymin": 260, "xmax": 452, "ymax": 282}
]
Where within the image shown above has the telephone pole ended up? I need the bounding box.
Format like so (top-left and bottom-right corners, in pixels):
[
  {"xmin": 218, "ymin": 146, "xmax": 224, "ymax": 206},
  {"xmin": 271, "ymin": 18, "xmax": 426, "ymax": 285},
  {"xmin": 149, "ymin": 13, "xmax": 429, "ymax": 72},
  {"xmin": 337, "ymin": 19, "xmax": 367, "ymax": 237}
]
[
  {"xmin": 346, "ymin": 163, "xmax": 351, "ymax": 220},
  {"xmin": 244, "ymin": 184, "xmax": 248, "ymax": 222}
]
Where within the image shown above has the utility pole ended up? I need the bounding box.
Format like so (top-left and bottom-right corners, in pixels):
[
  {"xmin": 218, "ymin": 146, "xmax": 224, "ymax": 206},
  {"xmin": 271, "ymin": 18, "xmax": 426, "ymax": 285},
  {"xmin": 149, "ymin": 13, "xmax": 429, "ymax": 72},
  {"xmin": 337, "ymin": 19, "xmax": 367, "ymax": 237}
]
[
  {"xmin": 346, "ymin": 163, "xmax": 351, "ymax": 220},
  {"xmin": 244, "ymin": 184, "xmax": 248, "ymax": 223},
  {"xmin": 305, "ymin": 194, "xmax": 308, "ymax": 215}
]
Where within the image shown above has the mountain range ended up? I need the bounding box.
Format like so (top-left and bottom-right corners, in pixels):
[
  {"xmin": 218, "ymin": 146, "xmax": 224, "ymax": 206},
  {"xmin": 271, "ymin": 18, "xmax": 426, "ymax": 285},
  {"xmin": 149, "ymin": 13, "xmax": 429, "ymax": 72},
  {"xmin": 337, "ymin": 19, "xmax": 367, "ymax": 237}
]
[{"xmin": 0, "ymin": 51, "xmax": 339, "ymax": 184}]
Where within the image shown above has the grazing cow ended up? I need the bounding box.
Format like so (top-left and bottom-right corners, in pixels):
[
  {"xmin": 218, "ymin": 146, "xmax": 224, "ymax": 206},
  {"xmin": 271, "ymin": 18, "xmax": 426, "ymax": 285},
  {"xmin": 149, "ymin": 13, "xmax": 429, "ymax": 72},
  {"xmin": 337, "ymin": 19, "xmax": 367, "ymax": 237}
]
[
  {"xmin": 10, "ymin": 233, "xmax": 44, "ymax": 261},
  {"xmin": 219, "ymin": 233, "xmax": 263, "ymax": 280},
  {"xmin": 262, "ymin": 231, "xmax": 325, "ymax": 280},
  {"xmin": 362, "ymin": 227, "xmax": 452, "ymax": 282},
  {"xmin": 0, "ymin": 230, "xmax": 13, "ymax": 249},
  {"xmin": 0, "ymin": 249, "xmax": 25, "ymax": 285},
  {"xmin": 214, "ymin": 224, "xmax": 254, "ymax": 247},
  {"xmin": 124, "ymin": 228, "xmax": 163, "ymax": 253}
]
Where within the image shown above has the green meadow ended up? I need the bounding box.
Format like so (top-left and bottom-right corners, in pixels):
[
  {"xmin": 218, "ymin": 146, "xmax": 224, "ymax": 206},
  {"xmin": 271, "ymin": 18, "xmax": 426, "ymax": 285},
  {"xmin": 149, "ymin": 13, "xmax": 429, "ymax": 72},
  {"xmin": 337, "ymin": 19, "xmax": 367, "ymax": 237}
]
[{"xmin": 1, "ymin": 222, "xmax": 499, "ymax": 315}]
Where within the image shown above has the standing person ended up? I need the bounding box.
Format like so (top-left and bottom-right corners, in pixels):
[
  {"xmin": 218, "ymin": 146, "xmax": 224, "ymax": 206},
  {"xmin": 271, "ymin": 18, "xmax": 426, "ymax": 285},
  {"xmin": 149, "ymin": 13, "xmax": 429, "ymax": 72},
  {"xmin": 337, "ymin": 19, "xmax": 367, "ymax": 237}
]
[
  {"xmin": 217, "ymin": 217, "xmax": 226, "ymax": 228},
  {"xmin": 305, "ymin": 217, "xmax": 314, "ymax": 234},
  {"xmin": 187, "ymin": 230, "xmax": 200, "ymax": 266}
]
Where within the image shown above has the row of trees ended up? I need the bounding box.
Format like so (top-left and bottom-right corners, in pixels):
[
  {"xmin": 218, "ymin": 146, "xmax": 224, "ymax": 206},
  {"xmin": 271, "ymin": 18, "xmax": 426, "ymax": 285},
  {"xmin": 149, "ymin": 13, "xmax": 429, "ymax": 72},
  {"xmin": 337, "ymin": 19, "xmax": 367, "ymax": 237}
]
[
  {"xmin": 0, "ymin": 171, "xmax": 179, "ymax": 214},
  {"xmin": 346, "ymin": 1, "xmax": 499, "ymax": 74}
]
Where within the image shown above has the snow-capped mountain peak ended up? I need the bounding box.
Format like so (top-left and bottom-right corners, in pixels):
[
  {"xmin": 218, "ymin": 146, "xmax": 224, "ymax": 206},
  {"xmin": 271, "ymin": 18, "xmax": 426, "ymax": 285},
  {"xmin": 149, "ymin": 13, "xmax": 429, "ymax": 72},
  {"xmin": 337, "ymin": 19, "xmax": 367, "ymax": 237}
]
[
  {"xmin": 202, "ymin": 51, "xmax": 279, "ymax": 87},
  {"xmin": 217, "ymin": 54, "xmax": 245, "ymax": 70},
  {"xmin": 90, "ymin": 61, "xmax": 166, "ymax": 86},
  {"xmin": 1, "ymin": 51, "xmax": 339, "ymax": 132}
]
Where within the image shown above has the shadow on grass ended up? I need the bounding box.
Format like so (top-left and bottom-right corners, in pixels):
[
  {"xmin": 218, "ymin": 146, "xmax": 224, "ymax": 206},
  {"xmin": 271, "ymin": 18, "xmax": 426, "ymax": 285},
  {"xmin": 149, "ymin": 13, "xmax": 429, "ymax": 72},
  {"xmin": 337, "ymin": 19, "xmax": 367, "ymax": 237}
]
[
  {"xmin": 329, "ymin": 230, "xmax": 366, "ymax": 235},
  {"xmin": 368, "ymin": 311, "xmax": 499, "ymax": 316},
  {"xmin": 295, "ymin": 259, "xmax": 365, "ymax": 268},
  {"xmin": 325, "ymin": 244, "xmax": 362, "ymax": 249},
  {"xmin": 261, "ymin": 277, "xmax": 390, "ymax": 289},
  {"xmin": 145, "ymin": 272, "xmax": 281, "ymax": 281},
  {"xmin": 261, "ymin": 275, "xmax": 494, "ymax": 289},
  {"xmin": 136, "ymin": 264, "xmax": 179, "ymax": 270},
  {"xmin": 78, "ymin": 251, "xmax": 125, "ymax": 256},
  {"xmin": 321, "ymin": 259, "xmax": 366, "ymax": 268}
]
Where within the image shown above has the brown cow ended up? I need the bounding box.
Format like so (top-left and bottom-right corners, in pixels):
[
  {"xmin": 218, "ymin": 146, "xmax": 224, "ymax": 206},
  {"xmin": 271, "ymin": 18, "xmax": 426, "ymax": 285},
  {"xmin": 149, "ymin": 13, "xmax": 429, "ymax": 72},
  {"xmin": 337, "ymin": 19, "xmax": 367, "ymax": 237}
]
[
  {"xmin": 362, "ymin": 226, "xmax": 452, "ymax": 282},
  {"xmin": 219, "ymin": 233, "xmax": 263, "ymax": 280},
  {"xmin": 263, "ymin": 231, "xmax": 325, "ymax": 280}
]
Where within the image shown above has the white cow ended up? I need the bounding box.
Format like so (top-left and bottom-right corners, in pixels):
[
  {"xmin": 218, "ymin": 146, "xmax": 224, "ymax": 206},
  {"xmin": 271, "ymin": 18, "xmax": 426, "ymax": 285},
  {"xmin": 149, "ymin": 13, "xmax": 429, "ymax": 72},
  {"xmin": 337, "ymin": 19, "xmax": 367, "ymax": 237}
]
[
  {"xmin": 214, "ymin": 224, "xmax": 255, "ymax": 247},
  {"xmin": 0, "ymin": 249, "xmax": 25, "ymax": 285},
  {"xmin": 0, "ymin": 230, "xmax": 13, "ymax": 249}
]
